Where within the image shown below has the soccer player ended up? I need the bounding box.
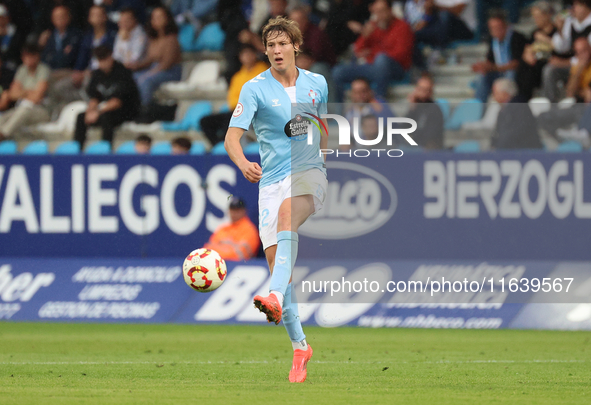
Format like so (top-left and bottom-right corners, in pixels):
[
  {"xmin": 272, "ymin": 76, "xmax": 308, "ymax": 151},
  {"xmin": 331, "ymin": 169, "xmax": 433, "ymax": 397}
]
[{"xmin": 224, "ymin": 17, "xmax": 328, "ymax": 383}]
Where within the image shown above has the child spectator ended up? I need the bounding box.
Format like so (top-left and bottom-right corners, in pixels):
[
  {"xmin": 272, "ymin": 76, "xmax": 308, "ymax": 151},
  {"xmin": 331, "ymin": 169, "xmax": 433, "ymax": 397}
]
[
  {"xmin": 134, "ymin": 133, "xmax": 152, "ymax": 154},
  {"xmin": 171, "ymin": 136, "xmax": 192, "ymax": 154}
]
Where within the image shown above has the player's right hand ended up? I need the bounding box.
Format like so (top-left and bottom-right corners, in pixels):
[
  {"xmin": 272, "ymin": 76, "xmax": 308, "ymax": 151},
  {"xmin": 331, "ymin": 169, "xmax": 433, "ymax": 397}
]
[{"xmin": 240, "ymin": 161, "xmax": 262, "ymax": 183}]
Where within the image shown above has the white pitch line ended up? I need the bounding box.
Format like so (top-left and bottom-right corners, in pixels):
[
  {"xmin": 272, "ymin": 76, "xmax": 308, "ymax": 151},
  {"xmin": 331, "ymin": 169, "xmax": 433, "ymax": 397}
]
[{"xmin": 0, "ymin": 359, "xmax": 587, "ymax": 366}]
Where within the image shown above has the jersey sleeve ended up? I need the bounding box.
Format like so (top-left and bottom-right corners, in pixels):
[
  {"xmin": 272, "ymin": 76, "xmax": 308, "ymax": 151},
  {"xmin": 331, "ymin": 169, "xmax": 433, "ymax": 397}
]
[{"xmin": 228, "ymin": 82, "xmax": 258, "ymax": 130}]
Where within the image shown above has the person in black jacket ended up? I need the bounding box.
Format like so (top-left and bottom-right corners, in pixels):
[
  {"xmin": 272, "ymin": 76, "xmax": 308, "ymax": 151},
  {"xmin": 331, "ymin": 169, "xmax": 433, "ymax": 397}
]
[
  {"xmin": 472, "ymin": 9, "xmax": 528, "ymax": 103},
  {"xmin": 74, "ymin": 45, "xmax": 139, "ymax": 147},
  {"xmin": 491, "ymin": 78, "xmax": 543, "ymax": 150}
]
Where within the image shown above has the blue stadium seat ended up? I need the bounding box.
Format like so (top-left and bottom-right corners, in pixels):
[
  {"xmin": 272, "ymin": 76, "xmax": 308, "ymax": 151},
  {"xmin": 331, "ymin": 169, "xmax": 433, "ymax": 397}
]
[
  {"xmin": 555, "ymin": 141, "xmax": 583, "ymax": 153},
  {"xmin": 194, "ymin": 22, "xmax": 225, "ymax": 51},
  {"xmin": 445, "ymin": 99, "xmax": 484, "ymax": 130},
  {"xmin": 54, "ymin": 140, "xmax": 80, "ymax": 154},
  {"xmin": 178, "ymin": 24, "xmax": 197, "ymax": 52},
  {"xmin": 0, "ymin": 140, "xmax": 17, "ymax": 154},
  {"xmin": 161, "ymin": 101, "xmax": 213, "ymax": 132},
  {"xmin": 210, "ymin": 141, "xmax": 228, "ymax": 155},
  {"xmin": 190, "ymin": 141, "xmax": 206, "ymax": 155},
  {"xmin": 435, "ymin": 98, "xmax": 451, "ymax": 122},
  {"xmin": 116, "ymin": 140, "xmax": 136, "ymax": 154},
  {"xmin": 22, "ymin": 140, "xmax": 48, "ymax": 154},
  {"xmin": 218, "ymin": 102, "xmax": 230, "ymax": 113},
  {"xmin": 151, "ymin": 141, "xmax": 172, "ymax": 155},
  {"xmin": 454, "ymin": 140, "xmax": 481, "ymax": 153},
  {"xmin": 85, "ymin": 140, "xmax": 111, "ymax": 154},
  {"xmin": 243, "ymin": 141, "xmax": 260, "ymax": 155}
]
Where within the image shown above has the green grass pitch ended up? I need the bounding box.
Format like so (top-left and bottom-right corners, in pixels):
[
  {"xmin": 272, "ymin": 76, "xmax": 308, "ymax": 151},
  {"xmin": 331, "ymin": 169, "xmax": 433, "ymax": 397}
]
[{"xmin": 0, "ymin": 322, "xmax": 590, "ymax": 404}]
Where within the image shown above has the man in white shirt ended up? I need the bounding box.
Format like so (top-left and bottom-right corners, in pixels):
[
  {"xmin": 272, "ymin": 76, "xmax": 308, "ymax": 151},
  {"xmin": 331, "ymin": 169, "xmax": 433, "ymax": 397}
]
[{"xmin": 113, "ymin": 7, "xmax": 147, "ymax": 67}]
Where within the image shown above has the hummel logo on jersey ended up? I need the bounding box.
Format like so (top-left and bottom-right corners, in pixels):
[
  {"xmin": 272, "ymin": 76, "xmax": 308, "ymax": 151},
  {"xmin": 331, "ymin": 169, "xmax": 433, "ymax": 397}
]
[
  {"xmin": 250, "ymin": 74, "xmax": 266, "ymax": 83},
  {"xmin": 277, "ymin": 256, "xmax": 287, "ymax": 264},
  {"xmin": 272, "ymin": 99, "xmax": 281, "ymax": 107}
]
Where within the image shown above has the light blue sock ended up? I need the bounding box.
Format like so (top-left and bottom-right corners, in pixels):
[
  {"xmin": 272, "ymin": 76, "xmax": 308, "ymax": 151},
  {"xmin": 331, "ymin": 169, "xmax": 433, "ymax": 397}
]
[
  {"xmin": 282, "ymin": 283, "xmax": 306, "ymax": 343},
  {"xmin": 269, "ymin": 231, "xmax": 298, "ymax": 296}
]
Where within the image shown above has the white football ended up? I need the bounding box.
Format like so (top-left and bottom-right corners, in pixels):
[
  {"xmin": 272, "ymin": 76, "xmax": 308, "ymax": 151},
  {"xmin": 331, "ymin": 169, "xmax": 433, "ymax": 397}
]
[{"xmin": 182, "ymin": 248, "xmax": 227, "ymax": 292}]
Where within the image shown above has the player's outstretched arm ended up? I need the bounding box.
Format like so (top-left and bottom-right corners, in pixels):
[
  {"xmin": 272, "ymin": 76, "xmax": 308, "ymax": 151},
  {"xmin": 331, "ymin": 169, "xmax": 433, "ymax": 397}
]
[{"xmin": 225, "ymin": 127, "xmax": 262, "ymax": 183}]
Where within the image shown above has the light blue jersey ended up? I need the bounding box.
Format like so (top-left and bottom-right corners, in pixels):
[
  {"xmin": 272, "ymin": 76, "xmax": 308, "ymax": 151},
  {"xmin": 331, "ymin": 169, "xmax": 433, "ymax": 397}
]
[{"xmin": 229, "ymin": 67, "xmax": 328, "ymax": 188}]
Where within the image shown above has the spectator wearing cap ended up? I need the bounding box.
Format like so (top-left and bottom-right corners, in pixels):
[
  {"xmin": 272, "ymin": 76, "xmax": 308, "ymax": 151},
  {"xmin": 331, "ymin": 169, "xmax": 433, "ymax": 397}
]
[
  {"xmin": 203, "ymin": 197, "xmax": 260, "ymax": 262},
  {"xmin": 74, "ymin": 45, "xmax": 140, "ymax": 147},
  {"xmin": 0, "ymin": 43, "xmax": 50, "ymax": 140},
  {"xmin": 171, "ymin": 136, "xmax": 191, "ymax": 154},
  {"xmin": 0, "ymin": 4, "xmax": 26, "ymax": 72}
]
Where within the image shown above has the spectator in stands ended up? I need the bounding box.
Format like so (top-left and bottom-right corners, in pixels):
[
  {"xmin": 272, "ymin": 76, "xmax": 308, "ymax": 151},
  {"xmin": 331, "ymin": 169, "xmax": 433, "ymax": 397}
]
[
  {"xmin": 52, "ymin": 5, "xmax": 117, "ymax": 106},
  {"xmin": 74, "ymin": 46, "xmax": 140, "ymax": 147},
  {"xmin": 537, "ymin": 37, "xmax": 591, "ymax": 136},
  {"xmin": 345, "ymin": 76, "xmax": 393, "ymax": 122},
  {"xmin": 406, "ymin": 73, "xmax": 444, "ymax": 149},
  {"xmin": 477, "ymin": 0, "xmax": 533, "ymax": 33},
  {"xmin": 0, "ymin": 44, "xmax": 50, "ymax": 141},
  {"xmin": 288, "ymin": 6, "xmax": 336, "ymax": 67},
  {"xmin": 0, "ymin": 0, "xmax": 32, "ymax": 40},
  {"xmin": 171, "ymin": 136, "xmax": 192, "ymax": 154},
  {"xmin": 491, "ymin": 78, "xmax": 542, "ymax": 149},
  {"xmin": 333, "ymin": 0, "xmax": 414, "ymax": 102},
  {"xmin": 434, "ymin": 0, "xmax": 476, "ymax": 39},
  {"xmin": 200, "ymin": 44, "xmax": 268, "ymax": 146},
  {"xmin": 40, "ymin": 6, "xmax": 82, "ymax": 72},
  {"xmin": 566, "ymin": 36, "xmax": 591, "ymax": 100},
  {"xmin": 217, "ymin": 0, "xmax": 250, "ymax": 83},
  {"xmin": 113, "ymin": 7, "xmax": 148, "ymax": 67},
  {"xmin": 203, "ymin": 196, "xmax": 260, "ymax": 262},
  {"xmin": 0, "ymin": 4, "xmax": 25, "ymax": 73},
  {"xmin": 127, "ymin": 6, "xmax": 182, "ymax": 107},
  {"xmin": 407, "ymin": 0, "xmax": 474, "ymax": 67},
  {"xmin": 516, "ymin": 1, "xmax": 557, "ymax": 100},
  {"xmin": 543, "ymin": 0, "xmax": 591, "ymax": 101},
  {"xmin": 472, "ymin": 10, "xmax": 527, "ymax": 103},
  {"xmin": 340, "ymin": 76, "xmax": 394, "ymax": 151},
  {"xmin": 35, "ymin": 0, "xmax": 85, "ymax": 34},
  {"xmin": 134, "ymin": 133, "xmax": 152, "ymax": 154}
]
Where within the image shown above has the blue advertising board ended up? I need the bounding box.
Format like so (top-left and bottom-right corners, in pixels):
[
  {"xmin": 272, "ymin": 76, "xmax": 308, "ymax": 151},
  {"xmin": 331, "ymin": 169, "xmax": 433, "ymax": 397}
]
[
  {"xmin": 1, "ymin": 153, "xmax": 590, "ymax": 260},
  {"xmin": 1, "ymin": 258, "xmax": 591, "ymax": 330}
]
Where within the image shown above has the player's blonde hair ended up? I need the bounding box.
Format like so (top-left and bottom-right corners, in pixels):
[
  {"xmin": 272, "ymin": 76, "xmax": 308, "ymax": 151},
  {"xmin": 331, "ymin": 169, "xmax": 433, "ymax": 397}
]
[{"xmin": 261, "ymin": 16, "xmax": 303, "ymax": 55}]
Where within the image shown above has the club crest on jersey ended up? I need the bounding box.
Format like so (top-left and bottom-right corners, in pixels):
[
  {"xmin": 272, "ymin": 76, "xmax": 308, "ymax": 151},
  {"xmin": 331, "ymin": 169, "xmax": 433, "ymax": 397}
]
[{"xmin": 308, "ymin": 90, "xmax": 317, "ymax": 105}]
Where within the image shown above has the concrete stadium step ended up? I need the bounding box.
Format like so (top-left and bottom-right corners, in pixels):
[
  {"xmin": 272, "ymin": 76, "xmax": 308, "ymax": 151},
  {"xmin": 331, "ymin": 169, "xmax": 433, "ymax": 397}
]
[{"xmin": 389, "ymin": 84, "xmax": 474, "ymax": 101}]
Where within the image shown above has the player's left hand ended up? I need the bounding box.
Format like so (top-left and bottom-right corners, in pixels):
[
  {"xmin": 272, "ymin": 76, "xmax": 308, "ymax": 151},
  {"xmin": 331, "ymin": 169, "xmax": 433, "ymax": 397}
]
[{"xmin": 240, "ymin": 161, "xmax": 262, "ymax": 183}]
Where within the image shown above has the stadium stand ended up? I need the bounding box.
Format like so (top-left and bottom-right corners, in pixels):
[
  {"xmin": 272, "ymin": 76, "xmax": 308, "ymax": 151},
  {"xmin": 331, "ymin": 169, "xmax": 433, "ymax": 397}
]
[{"xmin": 0, "ymin": 0, "xmax": 586, "ymax": 154}]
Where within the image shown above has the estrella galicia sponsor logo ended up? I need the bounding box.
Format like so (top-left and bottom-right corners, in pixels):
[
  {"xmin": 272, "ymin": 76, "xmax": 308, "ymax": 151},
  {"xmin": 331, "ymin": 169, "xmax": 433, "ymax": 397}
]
[{"xmin": 298, "ymin": 162, "xmax": 397, "ymax": 239}]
